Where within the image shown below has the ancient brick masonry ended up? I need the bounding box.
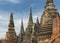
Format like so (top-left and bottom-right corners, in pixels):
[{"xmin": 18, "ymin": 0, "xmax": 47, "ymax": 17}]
[
  {"xmin": 51, "ymin": 16, "xmax": 60, "ymax": 39},
  {"xmin": 49, "ymin": 16, "xmax": 60, "ymax": 43},
  {"xmin": 40, "ymin": 0, "xmax": 59, "ymax": 40}
]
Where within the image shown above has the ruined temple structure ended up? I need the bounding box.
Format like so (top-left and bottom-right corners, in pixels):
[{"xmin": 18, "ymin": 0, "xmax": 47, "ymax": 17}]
[
  {"xmin": 40, "ymin": 0, "xmax": 59, "ymax": 40},
  {"xmin": 1, "ymin": 13, "xmax": 18, "ymax": 43},
  {"xmin": 0, "ymin": 0, "xmax": 60, "ymax": 43}
]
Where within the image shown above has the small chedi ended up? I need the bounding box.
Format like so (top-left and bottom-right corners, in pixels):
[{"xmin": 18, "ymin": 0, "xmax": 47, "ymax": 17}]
[{"xmin": 0, "ymin": 0, "xmax": 60, "ymax": 43}]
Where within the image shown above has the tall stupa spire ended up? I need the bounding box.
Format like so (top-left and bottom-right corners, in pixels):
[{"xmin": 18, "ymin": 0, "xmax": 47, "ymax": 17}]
[
  {"xmin": 18, "ymin": 19, "xmax": 24, "ymax": 43},
  {"xmin": 20, "ymin": 18, "xmax": 24, "ymax": 34},
  {"xmin": 36, "ymin": 17, "xmax": 39, "ymax": 24},
  {"xmin": 28, "ymin": 7, "xmax": 33, "ymax": 25},
  {"xmin": 6, "ymin": 12, "xmax": 17, "ymax": 40},
  {"xmin": 8, "ymin": 12, "xmax": 14, "ymax": 27}
]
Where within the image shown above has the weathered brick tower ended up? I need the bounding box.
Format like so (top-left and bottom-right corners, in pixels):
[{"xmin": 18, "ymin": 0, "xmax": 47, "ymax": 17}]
[
  {"xmin": 40, "ymin": 0, "xmax": 59, "ymax": 40},
  {"xmin": 25, "ymin": 7, "xmax": 33, "ymax": 37},
  {"xmin": 18, "ymin": 19, "xmax": 25, "ymax": 43},
  {"xmin": 21, "ymin": 7, "xmax": 33, "ymax": 43},
  {"xmin": 2, "ymin": 13, "xmax": 18, "ymax": 43}
]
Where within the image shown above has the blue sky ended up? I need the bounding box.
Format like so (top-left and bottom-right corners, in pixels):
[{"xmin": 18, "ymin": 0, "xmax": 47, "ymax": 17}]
[{"xmin": 0, "ymin": 0, "xmax": 60, "ymax": 39}]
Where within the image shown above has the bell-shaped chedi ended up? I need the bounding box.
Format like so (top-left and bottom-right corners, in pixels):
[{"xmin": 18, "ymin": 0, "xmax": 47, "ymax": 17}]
[
  {"xmin": 6, "ymin": 12, "xmax": 17, "ymax": 40},
  {"xmin": 6, "ymin": 13, "xmax": 17, "ymax": 40},
  {"xmin": 40, "ymin": 0, "xmax": 59, "ymax": 39},
  {"xmin": 2, "ymin": 13, "xmax": 18, "ymax": 43}
]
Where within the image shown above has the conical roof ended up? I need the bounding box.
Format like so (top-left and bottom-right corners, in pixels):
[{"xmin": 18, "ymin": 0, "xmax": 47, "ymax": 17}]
[
  {"xmin": 8, "ymin": 12, "xmax": 14, "ymax": 27},
  {"xmin": 28, "ymin": 7, "xmax": 33, "ymax": 25}
]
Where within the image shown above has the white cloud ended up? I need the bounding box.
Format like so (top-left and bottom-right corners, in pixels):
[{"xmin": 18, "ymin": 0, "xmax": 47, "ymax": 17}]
[
  {"xmin": 0, "ymin": 15, "xmax": 8, "ymax": 39},
  {"xmin": 0, "ymin": 16, "xmax": 3, "ymax": 20},
  {"xmin": 7, "ymin": 0, "xmax": 20, "ymax": 4},
  {"xmin": 33, "ymin": 16, "xmax": 37, "ymax": 19},
  {"xmin": 0, "ymin": 0, "xmax": 20, "ymax": 4},
  {"xmin": 0, "ymin": 15, "xmax": 7, "ymax": 20},
  {"xmin": 0, "ymin": 28, "xmax": 7, "ymax": 39}
]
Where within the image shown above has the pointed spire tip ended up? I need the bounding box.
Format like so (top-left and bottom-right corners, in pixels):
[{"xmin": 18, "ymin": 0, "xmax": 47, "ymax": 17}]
[{"xmin": 8, "ymin": 12, "xmax": 14, "ymax": 27}]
